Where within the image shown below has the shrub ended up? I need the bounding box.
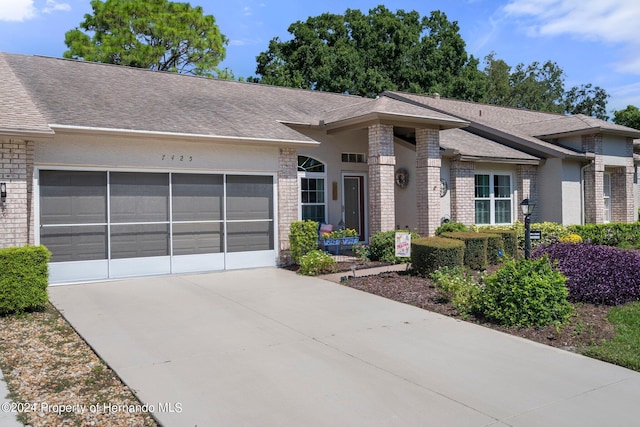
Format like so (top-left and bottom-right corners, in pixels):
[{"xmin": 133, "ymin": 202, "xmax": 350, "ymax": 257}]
[
  {"xmin": 533, "ymin": 242, "xmax": 640, "ymax": 305},
  {"xmin": 368, "ymin": 230, "xmax": 420, "ymax": 264},
  {"xmin": 289, "ymin": 220, "xmax": 319, "ymax": 264},
  {"xmin": 568, "ymin": 223, "xmax": 640, "ymax": 247},
  {"xmin": 299, "ymin": 250, "xmax": 336, "ymax": 276},
  {"xmin": 435, "ymin": 221, "xmax": 469, "ymax": 236},
  {"xmin": 440, "ymin": 232, "xmax": 488, "ymax": 270},
  {"xmin": 558, "ymin": 233, "xmax": 583, "ymax": 244},
  {"xmin": 430, "ymin": 266, "xmax": 480, "ymax": 316},
  {"xmin": 411, "ymin": 237, "xmax": 464, "ymax": 276},
  {"xmin": 478, "ymin": 257, "xmax": 573, "ymax": 327},
  {"xmin": 483, "ymin": 233, "xmax": 504, "ymax": 265},
  {"xmin": 0, "ymin": 245, "xmax": 51, "ymax": 315},
  {"xmin": 481, "ymin": 229, "xmax": 517, "ymax": 258}
]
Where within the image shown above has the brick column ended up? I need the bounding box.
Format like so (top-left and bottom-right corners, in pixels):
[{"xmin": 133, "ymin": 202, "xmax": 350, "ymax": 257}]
[
  {"xmin": 517, "ymin": 165, "xmax": 539, "ymax": 223},
  {"xmin": 416, "ymin": 128, "xmax": 441, "ymax": 236},
  {"xmin": 450, "ymin": 159, "xmax": 475, "ymax": 226},
  {"xmin": 0, "ymin": 139, "xmax": 34, "ymax": 248},
  {"xmin": 277, "ymin": 147, "xmax": 298, "ymax": 265},
  {"xmin": 582, "ymin": 134, "xmax": 604, "ymax": 224},
  {"xmin": 368, "ymin": 124, "xmax": 395, "ymax": 236},
  {"xmin": 611, "ymin": 138, "xmax": 635, "ymax": 223}
]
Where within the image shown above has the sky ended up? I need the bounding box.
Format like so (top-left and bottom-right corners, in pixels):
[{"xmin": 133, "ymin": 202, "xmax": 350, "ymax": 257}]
[{"xmin": 1, "ymin": 0, "xmax": 640, "ymax": 115}]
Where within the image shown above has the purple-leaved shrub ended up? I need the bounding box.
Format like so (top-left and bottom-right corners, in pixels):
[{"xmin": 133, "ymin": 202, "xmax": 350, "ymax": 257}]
[{"xmin": 533, "ymin": 243, "xmax": 640, "ymax": 305}]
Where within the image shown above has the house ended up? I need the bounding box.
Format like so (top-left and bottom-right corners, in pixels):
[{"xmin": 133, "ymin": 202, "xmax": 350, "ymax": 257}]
[{"xmin": 1, "ymin": 52, "xmax": 639, "ymax": 284}]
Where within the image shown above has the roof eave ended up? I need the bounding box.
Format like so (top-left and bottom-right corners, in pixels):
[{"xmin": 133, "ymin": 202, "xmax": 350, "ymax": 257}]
[
  {"xmin": 49, "ymin": 124, "xmax": 321, "ymax": 148},
  {"xmin": 324, "ymin": 111, "xmax": 468, "ymax": 134},
  {"xmin": 0, "ymin": 127, "xmax": 55, "ymax": 141},
  {"xmin": 534, "ymin": 127, "xmax": 640, "ymax": 139},
  {"xmin": 457, "ymin": 155, "xmax": 540, "ymax": 165}
]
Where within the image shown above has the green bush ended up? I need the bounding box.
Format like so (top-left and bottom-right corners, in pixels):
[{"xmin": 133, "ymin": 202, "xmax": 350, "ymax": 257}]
[
  {"xmin": 483, "ymin": 233, "xmax": 504, "ymax": 265},
  {"xmin": 481, "ymin": 229, "xmax": 517, "ymax": 258},
  {"xmin": 435, "ymin": 221, "xmax": 469, "ymax": 236},
  {"xmin": 0, "ymin": 245, "xmax": 51, "ymax": 315},
  {"xmin": 440, "ymin": 232, "xmax": 488, "ymax": 270},
  {"xmin": 430, "ymin": 266, "xmax": 480, "ymax": 316},
  {"xmin": 411, "ymin": 237, "xmax": 464, "ymax": 276},
  {"xmin": 475, "ymin": 222, "xmax": 570, "ymax": 251},
  {"xmin": 368, "ymin": 230, "xmax": 420, "ymax": 264},
  {"xmin": 299, "ymin": 250, "xmax": 336, "ymax": 276},
  {"xmin": 478, "ymin": 257, "xmax": 573, "ymax": 327},
  {"xmin": 289, "ymin": 220, "xmax": 319, "ymax": 263},
  {"xmin": 568, "ymin": 223, "xmax": 640, "ymax": 248}
]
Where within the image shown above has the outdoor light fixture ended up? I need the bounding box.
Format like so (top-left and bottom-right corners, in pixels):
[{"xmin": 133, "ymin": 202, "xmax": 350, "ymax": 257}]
[
  {"xmin": 520, "ymin": 198, "xmax": 536, "ymax": 259},
  {"xmin": 0, "ymin": 182, "xmax": 6, "ymax": 200}
]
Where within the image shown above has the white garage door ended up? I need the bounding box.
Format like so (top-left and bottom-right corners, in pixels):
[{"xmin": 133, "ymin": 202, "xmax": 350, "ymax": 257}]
[{"xmin": 38, "ymin": 170, "xmax": 276, "ymax": 284}]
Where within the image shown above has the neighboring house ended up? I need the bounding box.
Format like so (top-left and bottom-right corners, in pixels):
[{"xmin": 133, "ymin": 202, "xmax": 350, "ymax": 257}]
[{"xmin": 1, "ymin": 53, "xmax": 639, "ymax": 284}]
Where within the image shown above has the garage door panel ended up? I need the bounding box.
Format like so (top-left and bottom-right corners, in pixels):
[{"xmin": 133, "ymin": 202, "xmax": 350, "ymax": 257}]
[
  {"xmin": 40, "ymin": 170, "xmax": 107, "ymax": 224},
  {"xmin": 111, "ymin": 224, "xmax": 170, "ymax": 259},
  {"xmin": 40, "ymin": 226, "xmax": 107, "ymax": 262},
  {"xmin": 110, "ymin": 172, "xmax": 169, "ymax": 223},
  {"xmin": 172, "ymin": 174, "xmax": 223, "ymax": 221},
  {"xmin": 226, "ymin": 175, "xmax": 273, "ymax": 221},
  {"xmin": 172, "ymin": 222, "xmax": 223, "ymax": 255},
  {"xmin": 226, "ymin": 221, "xmax": 274, "ymax": 253}
]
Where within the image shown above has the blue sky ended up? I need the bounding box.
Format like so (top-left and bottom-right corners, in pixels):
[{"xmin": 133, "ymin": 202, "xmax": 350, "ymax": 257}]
[{"xmin": 1, "ymin": 0, "xmax": 640, "ymax": 115}]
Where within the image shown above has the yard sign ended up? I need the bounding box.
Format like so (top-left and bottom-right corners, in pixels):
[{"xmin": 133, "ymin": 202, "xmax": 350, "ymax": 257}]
[{"xmin": 395, "ymin": 232, "xmax": 411, "ymax": 258}]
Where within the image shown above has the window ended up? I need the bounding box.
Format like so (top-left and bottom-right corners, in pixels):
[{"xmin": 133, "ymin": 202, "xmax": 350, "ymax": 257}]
[
  {"xmin": 475, "ymin": 173, "xmax": 513, "ymax": 225},
  {"xmin": 298, "ymin": 156, "xmax": 327, "ymax": 223},
  {"xmin": 603, "ymin": 172, "xmax": 611, "ymax": 223},
  {"xmin": 341, "ymin": 153, "xmax": 367, "ymax": 164}
]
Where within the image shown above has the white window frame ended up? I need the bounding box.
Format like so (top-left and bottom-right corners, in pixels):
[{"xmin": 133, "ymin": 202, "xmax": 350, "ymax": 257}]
[
  {"xmin": 297, "ymin": 156, "xmax": 328, "ymax": 224},
  {"xmin": 474, "ymin": 172, "xmax": 514, "ymax": 225}
]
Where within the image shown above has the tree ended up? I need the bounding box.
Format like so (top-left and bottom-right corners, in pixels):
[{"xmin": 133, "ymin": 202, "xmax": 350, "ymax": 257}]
[
  {"xmin": 613, "ymin": 105, "xmax": 640, "ymax": 130},
  {"xmin": 481, "ymin": 53, "xmax": 610, "ymax": 118},
  {"xmin": 64, "ymin": 0, "xmax": 228, "ymax": 77},
  {"xmin": 564, "ymin": 83, "xmax": 610, "ymax": 120},
  {"xmin": 254, "ymin": 6, "xmax": 484, "ymax": 99}
]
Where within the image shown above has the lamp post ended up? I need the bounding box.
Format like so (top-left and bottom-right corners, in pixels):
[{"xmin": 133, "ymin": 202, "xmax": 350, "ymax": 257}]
[{"xmin": 520, "ymin": 199, "xmax": 536, "ymax": 260}]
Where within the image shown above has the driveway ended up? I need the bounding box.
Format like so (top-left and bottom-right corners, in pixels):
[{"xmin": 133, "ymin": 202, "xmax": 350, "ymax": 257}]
[{"xmin": 49, "ymin": 268, "xmax": 640, "ymax": 427}]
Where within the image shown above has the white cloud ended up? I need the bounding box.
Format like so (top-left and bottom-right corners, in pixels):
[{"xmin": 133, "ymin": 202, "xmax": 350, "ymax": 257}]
[
  {"xmin": 503, "ymin": 0, "xmax": 640, "ymax": 73},
  {"xmin": 503, "ymin": 0, "xmax": 640, "ymax": 44},
  {"xmin": 243, "ymin": 6, "xmax": 251, "ymax": 16},
  {"xmin": 0, "ymin": 0, "xmax": 36, "ymax": 22},
  {"xmin": 43, "ymin": 0, "xmax": 71, "ymax": 14}
]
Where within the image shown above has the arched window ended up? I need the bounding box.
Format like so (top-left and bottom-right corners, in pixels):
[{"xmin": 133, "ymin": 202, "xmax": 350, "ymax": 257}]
[{"xmin": 298, "ymin": 156, "xmax": 327, "ymax": 223}]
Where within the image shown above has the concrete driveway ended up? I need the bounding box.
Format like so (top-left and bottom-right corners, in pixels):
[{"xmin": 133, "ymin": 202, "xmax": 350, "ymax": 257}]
[{"xmin": 49, "ymin": 268, "xmax": 640, "ymax": 427}]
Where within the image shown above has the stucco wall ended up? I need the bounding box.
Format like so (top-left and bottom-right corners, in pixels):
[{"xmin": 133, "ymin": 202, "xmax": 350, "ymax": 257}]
[
  {"xmin": 538, "ymin": 158, "xmax": 564, "ymax": 224},
  {"xmin": 35, "ymin": 133, "xmax": 280, "ymax": 172},
  {"xmin": 561, "ymin": 160, "xmax": 583, "ymax": 225}
]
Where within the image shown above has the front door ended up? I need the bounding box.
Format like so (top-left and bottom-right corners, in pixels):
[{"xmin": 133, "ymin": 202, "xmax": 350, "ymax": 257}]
[{"xmin": 343, "ymin": 175, "xmax": 365, "ymax": 240}]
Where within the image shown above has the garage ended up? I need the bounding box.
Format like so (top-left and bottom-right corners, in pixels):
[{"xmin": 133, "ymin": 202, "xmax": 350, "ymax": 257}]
[{"xmin": 38, "ymin": 169, "xmax": 276, "ymax": 284}]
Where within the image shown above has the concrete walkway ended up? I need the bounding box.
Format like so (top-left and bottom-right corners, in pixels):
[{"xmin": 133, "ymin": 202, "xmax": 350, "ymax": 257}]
[{"xmin": 49, "ymin": 268, "xmax": 640, "ymax": 427}]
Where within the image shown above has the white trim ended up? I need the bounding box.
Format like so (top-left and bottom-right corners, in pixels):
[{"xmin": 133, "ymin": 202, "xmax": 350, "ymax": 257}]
[
  {"xmin": 474, "ymin": 171, "xmax": 515, "ymax": 226},
  {"xmin": 297, "ymin": 155, "xmax": 328, "ymax": 223},
  {"xmin": 603, "ymin": 171, "xmax": 612, "ymax": 223}
]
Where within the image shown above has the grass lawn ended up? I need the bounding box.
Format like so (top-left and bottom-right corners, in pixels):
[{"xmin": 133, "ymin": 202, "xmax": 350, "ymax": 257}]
[{"xmin": 585, "ymin": 301, "xmax": 640, "ymax": 371}]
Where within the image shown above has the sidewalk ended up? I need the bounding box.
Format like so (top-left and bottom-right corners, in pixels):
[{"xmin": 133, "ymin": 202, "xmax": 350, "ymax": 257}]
[{"xmin": 0, "ymin": 367, "xmax": 22, "ymax": 427}]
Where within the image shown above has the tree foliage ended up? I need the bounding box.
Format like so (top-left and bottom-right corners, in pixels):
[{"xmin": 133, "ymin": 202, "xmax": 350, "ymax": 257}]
[
  {"xmin": 253, "ymin": 6, "xmax": 484, "ymax": 99},
  {"xmin": 482, "ymin": 53, "xmax": 610, "ymax": 118},
  {"xmin": 613, "ymin": 105, "xmax": 640, "ymax": 130},
  {"xmin": 64, "ymin": 0, "xmax": 228, "ymax": 77}
]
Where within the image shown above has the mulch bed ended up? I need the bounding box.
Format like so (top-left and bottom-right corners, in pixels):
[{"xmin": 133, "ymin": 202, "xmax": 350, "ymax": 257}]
[{"xmin": 342, "ymin": 270, "xmax": 615, "ymax": 353}]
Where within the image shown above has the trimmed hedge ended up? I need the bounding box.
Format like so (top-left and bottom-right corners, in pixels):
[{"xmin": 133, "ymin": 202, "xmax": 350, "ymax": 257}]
[
  {"xmin": 568, "ymin": 223, "xmax": 640, "ymax": 248},
  {"xmin": 440, "ymin": 232, "xmax": 488, "ymax": 270},
  {"xmin": 0, "ymin": 245, "xmax": 50, "ymax": 315},
  {"xmin": 483, "ymin": 233, "xmax": 504, "ymax": 265},
  {"xmin": 483, "ymin": 229, "xmax": 517, "ymax": 258},
  {"xmin": 411, "ymin": 237, "xmax": 465, "ymax": 276}
]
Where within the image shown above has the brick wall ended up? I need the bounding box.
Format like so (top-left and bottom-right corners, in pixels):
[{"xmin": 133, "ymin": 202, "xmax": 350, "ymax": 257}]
[
  {"xmin": 582, "ymin": 134, "xmax": 605, "ymax": 224},
  {"xmin": 611, "ymin": 139, "xmax": 635, "ymax": 222},
  {"xmin": 450, "ymin": 160, "xmax": 475, "ymax": 226},
  {"xmin": 415, "ymin": 128, "xmax": 441, "ymax": 236},
  {"xmin": 516, "ymin": 165, "xmax": 539, "ymax": 223},
  {"xmin": 277, "ymin": 147, "xmax": 298, "ymax": 265},
  {"xmin": 368, "ymin": 124, "xmax": 396, "ymax": 235},
  {"xmin": 0, "ymin": 139, "xmax": 34, "ymax": 248}
]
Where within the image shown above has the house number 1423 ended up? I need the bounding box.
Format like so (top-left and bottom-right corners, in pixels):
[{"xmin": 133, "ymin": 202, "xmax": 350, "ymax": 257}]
[{"xmin": 162, "ymin": 154, "xmax": 193, "ymax": 162}]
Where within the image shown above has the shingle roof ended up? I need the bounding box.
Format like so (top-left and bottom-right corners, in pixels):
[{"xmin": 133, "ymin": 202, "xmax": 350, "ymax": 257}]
[
  {"xmin": 0, "ymin": 54, "xmax": 53, "ymax": 136},
  {"xmin": 440, "ymin": 128, "xmax": 539, "ymax": 163},
  {"xmin": 1, "ymin": 53, "xmax": 369, "ymax": 143},
  {"xmin": 384, "ymin": 91, "xmax": 640, "ymax": 158}
]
